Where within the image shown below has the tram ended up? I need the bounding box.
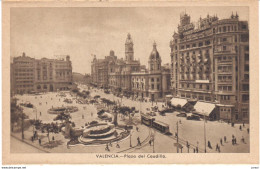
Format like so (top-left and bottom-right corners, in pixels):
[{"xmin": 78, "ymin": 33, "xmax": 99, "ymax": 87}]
[{"xmin": 141, "ymin": 113, "xmax": 170, "ymax": 134}]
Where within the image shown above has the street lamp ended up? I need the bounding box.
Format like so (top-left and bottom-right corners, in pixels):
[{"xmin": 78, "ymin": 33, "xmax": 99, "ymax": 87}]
[
  {"xmin": 152, "ymin": 129, "xmax": 155, "ymax": 153},
  {"xmin": 176, "ymin": 121, "xmax": 179, "ymax": 153},
  {"xmin": 203, "ymin": 109, "xmax": 207, "ymax": 153},
  {"xmin": 130, "ymin": 130, "xmax": 132, "ymax": 147}
]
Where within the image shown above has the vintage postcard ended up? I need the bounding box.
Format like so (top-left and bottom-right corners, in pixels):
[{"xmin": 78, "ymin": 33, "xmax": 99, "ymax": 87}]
[{"xmin": 2, "ymin": 0, "xmax": 259, "ymax": 164}]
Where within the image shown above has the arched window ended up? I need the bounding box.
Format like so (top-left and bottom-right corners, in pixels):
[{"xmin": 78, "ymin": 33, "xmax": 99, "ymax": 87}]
[
  {"xmin": 43, "ymin": 85, "xmax": 47, "ymax": 89},
  {"xmin": 37, "ymin": 85, "xmax": 41, "ymax": 90}
]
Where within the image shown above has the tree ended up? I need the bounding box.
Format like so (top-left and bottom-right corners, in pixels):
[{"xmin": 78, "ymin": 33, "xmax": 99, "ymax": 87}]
[
  {"xmin": 53, "ymin": 112, "xmax": 71, "ymax": 123},
  {"xmin": 41, "ymin": 122, "xmax": 59, "ymax": 143},
  {"xmin": 10, "ymin": 98, "xmax": 28, "ymax": 137},
  {"xmin": 115, "ymin": 106, "xmax": 136, "ymax": 124}
]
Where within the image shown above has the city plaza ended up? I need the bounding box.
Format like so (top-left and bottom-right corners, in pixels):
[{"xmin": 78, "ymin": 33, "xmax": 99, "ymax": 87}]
[{"xmin": 11, "ymin": 84, "xmax": 249, "ymax": 153}]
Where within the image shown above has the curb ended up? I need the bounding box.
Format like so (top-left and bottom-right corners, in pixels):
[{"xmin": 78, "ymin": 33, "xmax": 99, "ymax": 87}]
[{"xmin": 11, "ymin": 134, "xmax": 50, "ymax": 153}]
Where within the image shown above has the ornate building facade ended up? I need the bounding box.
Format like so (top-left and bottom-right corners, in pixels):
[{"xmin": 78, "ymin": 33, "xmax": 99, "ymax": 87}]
[
  {"xmin": 170, "ymin": 12, "xmax": 249, "ymax": 122},
  {"xmin": 91, "ymin": 34, "xmax": 171, "ymax": 101},
  {"xmin": 11, "ymin": 52, "xmax": 73, "ymax": 94}
]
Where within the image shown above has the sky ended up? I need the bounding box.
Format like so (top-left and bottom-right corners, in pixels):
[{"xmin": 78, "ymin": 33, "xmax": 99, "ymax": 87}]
[{"xmin": 11, "ymin": 7, "xmax": 248, "ymax": 74}]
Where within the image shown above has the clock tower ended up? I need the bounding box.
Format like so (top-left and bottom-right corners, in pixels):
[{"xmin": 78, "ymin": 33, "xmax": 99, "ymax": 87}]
[{"xmin": 125, "ymin": 33, "xmax": 134, "ymax": 61}]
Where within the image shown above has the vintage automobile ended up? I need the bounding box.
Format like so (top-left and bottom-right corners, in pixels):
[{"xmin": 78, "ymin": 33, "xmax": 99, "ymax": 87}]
[
  {"xmin": 176, "ymin": 112, "xmax": 187, "ymax": 117},
  {"xmin": 160, "ymin": 107, "xmax": 175, "ymax": 114},
  {"xmin": 186, "ymin": 114, "xmax": 200, "ymax": 121}
]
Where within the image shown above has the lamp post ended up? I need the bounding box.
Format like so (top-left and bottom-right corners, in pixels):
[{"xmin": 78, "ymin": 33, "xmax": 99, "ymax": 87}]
[
  {"xmin": 176, "ymin": 121, "xmax": 179, "ymax": 153},
  {"xmin": 130, "ymin": 130, "xmax": 132, "ymax": 147},
  {"xmin": 203, "ymin": 109, "xmax": 207, "ymax": 153}
]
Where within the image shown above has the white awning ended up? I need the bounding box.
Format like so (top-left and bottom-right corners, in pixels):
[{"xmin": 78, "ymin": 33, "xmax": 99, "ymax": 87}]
[
  {"xmin": 194, "ymin": 101, "xmax": 215, "ymax": 116},
  {"xmin": 171, "ymin": 98, "xmax": 188, "ymax": 107},
  {"xmin": 166, "ymin": 95, "xmax": 173, "ymax": 98}
]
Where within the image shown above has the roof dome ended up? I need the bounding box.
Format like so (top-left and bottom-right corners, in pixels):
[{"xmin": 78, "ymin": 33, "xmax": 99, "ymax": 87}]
[{"xmin": 149, "ymin": 42, "xmax": 160, "ymax": 60}]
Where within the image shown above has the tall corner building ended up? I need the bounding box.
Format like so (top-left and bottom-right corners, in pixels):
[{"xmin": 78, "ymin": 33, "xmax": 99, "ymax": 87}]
[
  {"xmin": 11, "ymin": 52, "xmax": 73, "ymax": 94},
  {"xmin": 170, "ymin": 12, "xmax": 249, "ymax": 122}
]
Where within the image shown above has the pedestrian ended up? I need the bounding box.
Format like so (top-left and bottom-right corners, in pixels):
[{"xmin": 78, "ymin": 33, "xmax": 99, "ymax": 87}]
[
  {"xmin": 179, "ymin": 120, "xmax": 181, "ymax": 124},
  {"xmin": 39, "ymin": 138, "xmax": 41, "ymax": 145},
  {"xmin": 105, "ymin": 144, "xmax": 110, "ymax": 151},
  {"xmin": 218, "ymin": 146, "xmax": 221, "ymax": 153},
  {"xmin": 232, "ymin": 134, "xmax": 234, "ymax": 139},
  {"xmin": 241, "ymin": 136, "xmax": 245, "ymax": 143},
  {"xmin": 224, "ymin": 136, "xmax": 227, "ymax": 143},
  {"xmin": 116, "ymin": 142, "xmax": 120, "ymax": 148},
  {"xmin": 31, "ymin": 136, "xmax": 34, "ymax": 142},
  {"xmin": 243, "ymin": 122, "xmax": 245, "ymax": 127},
  {"xmin": 46, "ymin": 102, "xmax": 47, "ymax": 105},
  {"xmin": 196, "ymin": 146, "xmax": 198, "ymax": 153},
  {"xmin": 239, "ymin": 125, "xmax": 242, "ymax": 131},
  {"xmin": 40, "ymin": 112, "xmax": 42, "ymax": 116},
  {"xmin": 193, "ymin": 148, "xmax": 196, "ymax": 153},
  {"xmin": 216, "ymin": 144, "xmax": 219, "ymax": 151},
  {"xmin": 220, "ymin": 138, "xmax": 223, "ymax": 145},
  {"xmin": 208, "ymin": 141, "xmax": 212, "ymax": 149},
  {"xmin": 234, "ymin": 137, "xmax": 237, "ymax": 144},
  {"xmin": 136, "ymin": 126, "xmax": 139, "ymax": 132},
  {"xmin": 247, "ymin": 128, "xmax": 249, "ymax": 134},
  {"xmin": 52, "ymin": 136, "xmax": 55, "ymax": 141},
  {"xmin": 137, "ymin": 137, "xmax": 141, "ymax": 146},
  {"xmin": 109, "ymin": 141, "xmax": 112, "ymax": 147},
  {"xmin": 149, "ymin": 139, "xmax": 152, "ymax": 146}
]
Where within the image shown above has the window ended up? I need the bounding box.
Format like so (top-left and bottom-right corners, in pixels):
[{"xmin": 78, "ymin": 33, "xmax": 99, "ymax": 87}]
[
  {"xmin": 223, "ymin": 26, "xmax": 226, "ymax": 32},
  {"xmin": 157, "ymin": 84, "xmax": 160, "ymax": 90},
  {"xmin": 228, "ymin": 26, "xmax": 230, "ymax": 31},
  {"xmin": 245, "ymin": 46, "xmax": 249, "ymax": 51},
  {"xmin": 219, "ymin": 27, "xmax": 222, "ymax": 32},
  {"xmin": 199, "ymin": 42, "xmax": 203, "ymax": 47},
  {"xmin": 242, "ymin": 24, "xmax": 247, "ymax": 30},
  {"xmin": 206, "ymin": 85, "xmax": 209, "ymax": 90},
  {"xmin": 205, "ymin": 40, "xmax": 210, "ymax": 45},
  {"xmin": 186, "ymin": 44, "xmax": 190, "ymax": 48},
  {"xmin": 151, "ymin": 78, "xmax": 154, "ymax": 82},
  {"xmin": 151, "ymin": 84, "xmax": 154, "ymax": 89},
  {"xmin": 199, "ymin": 84, "xmax": 202, "ymax": 89},
  {"xmin": 223, "ymin": 46, "xmax": 227, "ymax": 51},
  {"xmin": 223, "ymin": 38, "xmax": 227, "ymax": 42},
  {"xmin": 228, "ymin": 86, "xmax": 232, "ymax": 91},
  {"xmin": 181, "ymin": 46, "xmax": 185, "ymax": 50},
  {"xmin": 244, "ymin": 64, "xmax": 249, "ymax": 71},
  {"xmin": 242, "ymin": 84, "xmax": 249, "ymax": 91},
  {"xmin": 244, "ymin": 74, "xmax": 249, "ymax": 80},
  {"xmin": 213, "ymin": 28, "xmax": 215, "ymax": 33},
  {"xmin": 157, "ymin": 78, "xmax": 160, "ymax": 82},
  {"xmin": 242, "ymin": 94, "xmax": 249, "ymax": 102},
  {"xmin": 245, "ymin": 54, "xmax": 249, "ymax": 61},
  {"xmin": 192, "ymin": 43, "xmax": 196, "ymax": 47},
  {"xmin": 241, "ymin": 34, "xmax": 249, "ymax": 42}
]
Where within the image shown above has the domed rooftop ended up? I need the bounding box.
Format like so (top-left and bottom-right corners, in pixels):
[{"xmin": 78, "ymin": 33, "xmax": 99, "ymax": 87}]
[{"xmin": 150, "ymin": 42, "xmax": 160, "ymax": 60}]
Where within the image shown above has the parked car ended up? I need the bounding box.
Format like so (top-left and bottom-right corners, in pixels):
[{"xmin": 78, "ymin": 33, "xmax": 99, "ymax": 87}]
[
  {"xmin": 176, "ymin": 113, "xmax": 187, "ymax": 117},
  {"xmin": 187, "ymin": 114, "xmax": 200, "ymax": 121},
  {"xmin": 160, "ymin": 107, "xmax": 175, "ymax": 114}
]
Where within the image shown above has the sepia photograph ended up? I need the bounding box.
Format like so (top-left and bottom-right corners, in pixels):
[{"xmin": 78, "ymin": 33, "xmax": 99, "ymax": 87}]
[{"xmin": 2, "ymin": 0, "xmax": 259, "ymax": 164}]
